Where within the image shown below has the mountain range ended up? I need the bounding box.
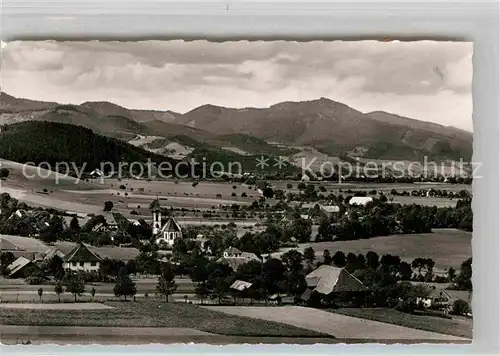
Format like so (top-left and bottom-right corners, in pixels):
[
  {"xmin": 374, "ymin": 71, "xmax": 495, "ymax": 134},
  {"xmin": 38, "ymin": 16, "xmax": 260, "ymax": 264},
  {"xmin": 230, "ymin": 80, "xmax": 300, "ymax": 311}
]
[{"xmin": 0, "ymin": 92, "xmax": 473, "ymax": 162}]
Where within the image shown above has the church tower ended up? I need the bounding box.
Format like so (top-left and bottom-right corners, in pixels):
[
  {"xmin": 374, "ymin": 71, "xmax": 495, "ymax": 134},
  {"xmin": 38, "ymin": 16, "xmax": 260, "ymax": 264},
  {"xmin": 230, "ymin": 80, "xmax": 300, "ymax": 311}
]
[{"xmin": 150, "ymin": 198, "xmax": 162, "ymax": 235}]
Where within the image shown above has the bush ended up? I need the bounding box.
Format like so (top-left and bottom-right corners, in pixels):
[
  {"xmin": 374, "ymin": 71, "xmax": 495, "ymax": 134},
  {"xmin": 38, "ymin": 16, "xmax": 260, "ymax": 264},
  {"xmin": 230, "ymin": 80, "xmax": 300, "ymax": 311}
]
[
  {"xmin": 25, "ymin": 272, "xmax": 46, "ymax": 285},
  {"xmin": 451, "ymin": 299, "xmax": 470, "ymax": 315},
  {"xmin": 0, "ymin": 168, "xmax": 9, "ymax": 179}
]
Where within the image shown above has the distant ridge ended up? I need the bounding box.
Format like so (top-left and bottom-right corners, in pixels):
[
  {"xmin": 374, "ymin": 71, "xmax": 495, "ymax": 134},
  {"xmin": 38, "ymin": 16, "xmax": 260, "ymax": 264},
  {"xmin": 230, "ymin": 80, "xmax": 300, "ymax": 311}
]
[{"xmin": 0, "ymin": 92, "xmax": 472, "ymax": 161}]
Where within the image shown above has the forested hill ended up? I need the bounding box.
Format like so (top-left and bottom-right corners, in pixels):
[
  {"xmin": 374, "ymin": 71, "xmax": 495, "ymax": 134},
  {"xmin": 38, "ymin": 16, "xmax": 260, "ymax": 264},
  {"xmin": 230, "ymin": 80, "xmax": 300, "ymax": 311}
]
[{"xmin": 0, "ymin": 121, "xmax": 190, "ymax": 176}]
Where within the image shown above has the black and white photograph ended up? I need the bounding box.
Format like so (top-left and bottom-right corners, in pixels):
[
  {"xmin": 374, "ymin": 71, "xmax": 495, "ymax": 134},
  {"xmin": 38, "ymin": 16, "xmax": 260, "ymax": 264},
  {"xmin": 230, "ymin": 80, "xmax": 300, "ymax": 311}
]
[{"xmin": 0, "ymin": 39, "xmax": 473, "ymax": 345}]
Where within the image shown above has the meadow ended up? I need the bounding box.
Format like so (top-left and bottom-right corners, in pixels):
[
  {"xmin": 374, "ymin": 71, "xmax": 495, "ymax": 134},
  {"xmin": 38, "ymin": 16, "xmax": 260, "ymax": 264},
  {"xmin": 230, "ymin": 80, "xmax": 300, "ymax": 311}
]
[{"xmin": 301, "ymin": 229, "xmax": 472, "ymax": 271}]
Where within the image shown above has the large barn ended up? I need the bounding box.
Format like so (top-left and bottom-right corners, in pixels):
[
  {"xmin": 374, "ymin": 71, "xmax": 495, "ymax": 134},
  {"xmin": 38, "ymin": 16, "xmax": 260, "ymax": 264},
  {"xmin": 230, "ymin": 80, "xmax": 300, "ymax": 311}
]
[{"xmin": 302, "ymin": 265, "xmax": 367, "ymax": 306}]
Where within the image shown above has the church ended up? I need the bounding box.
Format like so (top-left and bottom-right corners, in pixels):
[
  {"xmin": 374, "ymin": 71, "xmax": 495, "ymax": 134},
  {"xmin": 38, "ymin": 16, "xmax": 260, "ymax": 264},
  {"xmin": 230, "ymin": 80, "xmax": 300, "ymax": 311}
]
[{"xmin": 150, "ymin": 199, "xmax": 183, "ymax": 247}]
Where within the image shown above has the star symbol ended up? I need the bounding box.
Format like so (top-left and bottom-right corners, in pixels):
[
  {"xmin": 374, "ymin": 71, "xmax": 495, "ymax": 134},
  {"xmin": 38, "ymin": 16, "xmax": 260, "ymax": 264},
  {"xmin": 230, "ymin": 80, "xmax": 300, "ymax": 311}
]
[
  {"xmin": 256, "ymin": 156, "xmax": 269, "ymax": 170},
  {"xmin": 274, "ymin": 156, "xmax": 288, "ymax": 168}
]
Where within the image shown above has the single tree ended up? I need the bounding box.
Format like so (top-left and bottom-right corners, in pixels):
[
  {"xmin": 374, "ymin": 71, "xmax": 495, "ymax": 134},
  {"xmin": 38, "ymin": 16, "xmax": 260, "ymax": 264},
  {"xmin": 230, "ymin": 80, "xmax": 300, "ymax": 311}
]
[
  {"xmin": 332, "ymin": 251, "xmax": 346, "ymax": 267},
  {"xmin": 322, "ymin": 249, "xmax": 332, "ymax": 265},
  {"xmin": 113, "ymin": 269, "xmax": 137, "ymax": 301},
  {"xmin": 69, "ymin": 217, "xmax": 80, "ymax": 235},
  {"xmin": 0, "ymin": 168, "xmax": 10, "ymax": 179},
  {"xmin": 103, "ymin": 201, "xmax": 114, "ymax": 212},
  {"xmin": 156, "ymin": 263, "xmax": 177, "ymax": 302},
  {"xmin": 366, "ymin": 251, "xmax": 379, "ymax": 269},
  {"xmin": 54, "ymin": 281, "xmax": 64, "ymax": 302},
  {"xmin": 447, "ymin": 267, "xmax": 457, "ymax": 282},
  {"xmin": 262, "ymin": 187, "xmax": 274, "ymax": 199},
  {"xmin": 280, "ymin": 249, "xmax": 304, "ymax": 273},
  {"xmin": 303, "ymin": 247, "xmax": 316, "ymax": 268},
  {"xmin": 66, "ymin": 274, "xmax": 85, "ymax": 302}
]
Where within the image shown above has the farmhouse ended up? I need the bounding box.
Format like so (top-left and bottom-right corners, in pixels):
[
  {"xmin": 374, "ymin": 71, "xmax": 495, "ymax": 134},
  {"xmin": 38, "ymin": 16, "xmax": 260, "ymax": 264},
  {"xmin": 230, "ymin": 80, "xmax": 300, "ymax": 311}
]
[
  {"xmin": 319, "ymin": 205, "xmax": 340, "ymax": 217},
  {"xmin": 34, "ymin": 246, "xmax": 65, "ymax": 262},
  {"xmin": 302, "ymin": 265, "xmax": 367, "ymax": 305},
  {"xmin": 219, "ymin": 247, "xmax": 261, "ymax": 271},
  {"xmin": 63, "ymin": 243, "xmax": 102, "ymax": 272},
  {"xmin": 416, "ymin": 286, "xmax": 453, "ymax": 310},
  {"xmin": 92, "ymin": 213, "xmax": 119, "ymax": 233},
  {"xmin": 6, "ymin": 256, "xmax": 42, "ymax": 278},
  {"xmin": 223, "ymin": 247, "xmax": 242, "ymax": 258}
]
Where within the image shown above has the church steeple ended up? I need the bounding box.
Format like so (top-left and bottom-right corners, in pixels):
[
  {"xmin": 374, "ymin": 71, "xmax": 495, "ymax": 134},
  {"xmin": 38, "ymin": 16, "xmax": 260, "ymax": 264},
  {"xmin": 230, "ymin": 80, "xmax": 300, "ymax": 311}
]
[{"xmin": 150, "ymin": 197, "xmax": 162, "ymax": 235}]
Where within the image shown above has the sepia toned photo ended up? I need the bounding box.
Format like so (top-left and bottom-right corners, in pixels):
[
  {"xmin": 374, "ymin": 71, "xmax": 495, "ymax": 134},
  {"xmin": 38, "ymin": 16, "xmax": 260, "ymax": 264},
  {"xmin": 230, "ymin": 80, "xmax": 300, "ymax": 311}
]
[{"xmin": 0, "ymin": 40, "xmax": 473, "ymax": 345}]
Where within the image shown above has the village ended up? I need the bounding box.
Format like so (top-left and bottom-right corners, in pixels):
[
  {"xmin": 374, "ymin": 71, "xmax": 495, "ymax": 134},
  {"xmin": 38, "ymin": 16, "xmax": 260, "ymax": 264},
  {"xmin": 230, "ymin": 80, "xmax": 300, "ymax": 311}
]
[
  {"xmin": 0, "ymin": 174, "xmax": 473, "ymax": 343},
  {"xmin": 0, "ymin": 38, "xmax": 476, "ymax": 345}
]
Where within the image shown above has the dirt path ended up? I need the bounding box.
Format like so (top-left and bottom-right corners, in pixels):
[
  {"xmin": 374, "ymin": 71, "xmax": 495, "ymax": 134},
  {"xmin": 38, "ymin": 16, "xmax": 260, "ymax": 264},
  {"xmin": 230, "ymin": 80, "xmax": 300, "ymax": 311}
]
[{"xmin": 203, "ymin": 306, "xmax": 471, "ymax": 342}]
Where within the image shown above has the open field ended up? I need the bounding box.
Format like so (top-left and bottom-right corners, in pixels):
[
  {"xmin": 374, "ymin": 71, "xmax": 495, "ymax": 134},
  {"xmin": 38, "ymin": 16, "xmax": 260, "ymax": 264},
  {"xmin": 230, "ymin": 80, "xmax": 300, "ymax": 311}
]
[
  {"xmin": 0, "ymin": 277, "xmax": 196, "ymax": 303},
  {"xmin": 2, "ymin": 159, "xmax": 471, "ymax": 218},
  {"xmin": 0, "ymin": 303, "xmax": 113, "ymax": 310},
  {"xmin": 391, "ymin": 196, "xmax": 457, "ymax": 208},
  {"xmin": 0, "ymin": 325, "xmax": 341, "ymax": 345},
  {"xmin": 271, "ymin": 180, "xmax": 472, "ymax": 193},
  {"xmin": 202, "ymin": 306, "xmax": 470, "ymax": 342},
  {"xmin": 300, "ymin": 229, "xmax": 471, "ymax": 271},
  {"xmin": 0, "ymin": 301, "xmax": 328, "ymax": 338},
  {"xmin": 330, "ymin": 308, "xmax": 472, "ymax": 339}
]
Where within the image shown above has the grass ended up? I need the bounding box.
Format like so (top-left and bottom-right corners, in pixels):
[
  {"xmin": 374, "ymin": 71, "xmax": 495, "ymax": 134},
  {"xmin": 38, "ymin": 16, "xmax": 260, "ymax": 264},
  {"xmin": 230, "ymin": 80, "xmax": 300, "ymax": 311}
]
[
  {"xmin": 330, "ymin": 308, "xmax": 472, "ymax": 339},
  {"xmin": 306, "ymin": 229, "xmax": 471, "ymax": 271},
  {"xmin": 0, "ymin": 301, "xmax": 330, "ymax": 338}
]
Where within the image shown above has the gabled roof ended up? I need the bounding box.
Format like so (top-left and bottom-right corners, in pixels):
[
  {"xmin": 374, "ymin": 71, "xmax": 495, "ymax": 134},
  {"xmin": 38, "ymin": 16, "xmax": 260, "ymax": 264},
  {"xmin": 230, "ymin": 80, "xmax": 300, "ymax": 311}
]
[
  {"xmin": 224, "ymin": 246, "xmax": 242, "ymax": 255},
  {"xmin": 0, "ymin": 238, "xmax": 25, "ymax": 252},
  {"xmin": 64, "ymin": 243, "xmax": 102, "ymax": 263},
  {"xmin": 230, "ymin": 280, "xmax": 252, "ymax": 291},
  {"xmin": 160, "ymin": 216, "xmax": 182, "ymax": 233},
  {"xmin": 6, "ymin": 256, "xmax": 34, "ymax": 277},
  {"xmin": 104, "ymin": 213, "xmax": 118, "ymax": 226},
  {"xmin": 34, "ymin": 246, "xmax": 65, "ymax": 261},
  {"xmin": 320, "ymin": 205, "xmax": 340, "ymax": 214},
  {"xmin": 428, "ymin": 287, "xmax": 453, "ymax": 301},
  {"xmin": 306, "ymin": 265, "xmax": 366, "ymax": 295},
  {"xmin": 240, "ymin": 252, "xmax": 260, "ymax": 261}
]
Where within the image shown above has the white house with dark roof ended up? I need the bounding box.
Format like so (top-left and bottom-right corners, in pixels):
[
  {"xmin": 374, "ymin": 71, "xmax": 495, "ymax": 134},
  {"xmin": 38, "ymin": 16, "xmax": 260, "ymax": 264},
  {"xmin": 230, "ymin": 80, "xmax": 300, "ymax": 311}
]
[{"xmin": 63, "ymin": 243, "xmax": 103, "ymax": 272}]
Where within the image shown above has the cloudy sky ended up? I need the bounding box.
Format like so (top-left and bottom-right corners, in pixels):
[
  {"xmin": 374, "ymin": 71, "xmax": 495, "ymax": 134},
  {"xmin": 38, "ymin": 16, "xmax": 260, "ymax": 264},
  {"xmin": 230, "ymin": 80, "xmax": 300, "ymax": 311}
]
[{"xmin": 1, "ymin": 40, "xmax": 473, "ymax": 131}]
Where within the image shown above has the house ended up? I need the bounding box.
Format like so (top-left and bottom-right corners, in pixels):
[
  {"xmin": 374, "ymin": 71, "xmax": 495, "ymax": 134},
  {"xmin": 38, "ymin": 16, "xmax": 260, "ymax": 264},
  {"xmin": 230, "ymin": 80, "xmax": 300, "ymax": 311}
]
[
  {"xmin": 6, "ymin": 256, "xmax": 42, "ymax": 278},
  {"xmin": 223, "ymin": 247, "xmax": 242, "ymax": 258},
  {"xmin": 319, "ymin": 205, "xmax": 340, "ymax": 217},
  {"xmin": 416, "ymin": 286, "xmax": 453, "ymax": 310},
  {"xmin": 230, "ymin": 280, "xmax": 253, "ymax": 291},
  {"xmin": 348, "ymin": 196, "xmax": 373, "ymax": 206},
  {"xmin": 92, "ymin": 213, "xmax": 119, "ymax": 232},
  {"xmin": 34, "ymin": 246, "xmax": 66, "ymax": 262},
  {"xmin": 63, "ymin": 243, "xmax": 102, "ymax": 272},
  {"xmin": 8, "ymin": 209, "xmax": 28, "ymax": 220},
  {"xmin": 302, "ymin": 265, "xmax": 366, "ymax": 304},
  {"xmin": 218, "ymin": 249, "xmax": 261, "ymax": 271}
]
